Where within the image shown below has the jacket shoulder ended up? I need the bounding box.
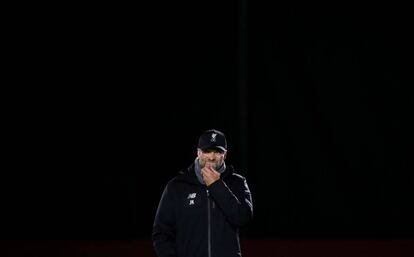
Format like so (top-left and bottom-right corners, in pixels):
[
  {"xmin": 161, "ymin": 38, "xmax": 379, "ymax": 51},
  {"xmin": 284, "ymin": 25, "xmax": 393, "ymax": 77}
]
[
  {"xmin": 225, "ymin": 165, "xmax": 246, "ymax": 180},
  {"xmin": 230, "ymin": 172, "xmax": 246, "ymax": 181},
  {"xmin": 166, "ymin": 175, "xmax": 182, "ymax": 187},
  {"xmin": 165, "ymin": 169, "xmax": 189, "ymax": 187}
]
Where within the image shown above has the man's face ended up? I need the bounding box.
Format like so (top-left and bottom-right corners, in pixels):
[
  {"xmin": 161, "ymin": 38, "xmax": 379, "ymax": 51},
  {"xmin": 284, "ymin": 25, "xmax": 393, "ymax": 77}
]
[{"xmin": 197, "ymin": 148, "xmax": 227, "ymax": 169}]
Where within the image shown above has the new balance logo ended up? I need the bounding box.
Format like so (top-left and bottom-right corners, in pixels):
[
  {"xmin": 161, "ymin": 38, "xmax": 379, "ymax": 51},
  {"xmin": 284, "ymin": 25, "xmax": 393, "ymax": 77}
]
[
  {"xmin": 187, "ymin": 193, "xmax": 197, "ymax": 206},
  {"xmin": 187, "ymin": 193, "xmax": 197, "ymax": 199}
]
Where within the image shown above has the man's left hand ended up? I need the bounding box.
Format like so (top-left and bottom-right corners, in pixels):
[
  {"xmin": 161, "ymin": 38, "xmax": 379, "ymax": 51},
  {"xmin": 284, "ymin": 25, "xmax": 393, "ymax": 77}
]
[{"xmin": 201, "ymin": 167, "xmax": 221, "ymax": 186}]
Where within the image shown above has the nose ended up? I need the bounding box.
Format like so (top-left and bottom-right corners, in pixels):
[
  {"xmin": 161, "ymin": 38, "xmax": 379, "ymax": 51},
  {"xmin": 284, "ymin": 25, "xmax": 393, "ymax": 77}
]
[{"xmin": 206, "ymin": 152, "xmax": 216, "ymax": 160}]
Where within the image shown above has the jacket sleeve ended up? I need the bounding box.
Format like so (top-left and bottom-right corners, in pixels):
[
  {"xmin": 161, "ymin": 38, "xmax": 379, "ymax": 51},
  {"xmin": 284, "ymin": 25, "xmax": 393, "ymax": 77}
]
[
  {"xmin": 152, "ymin": 183, "xmax": 177, "ymax": 257},
  {"xmin": 208, "ymin": 176, "xmax": 253, "ymax": 227}
]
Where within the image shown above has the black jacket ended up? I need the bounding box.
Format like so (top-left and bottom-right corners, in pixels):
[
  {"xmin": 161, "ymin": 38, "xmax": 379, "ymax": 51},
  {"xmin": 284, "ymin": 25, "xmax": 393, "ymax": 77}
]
[{"xmin": 152, "ymin": 163, "xmax": 253, "ymax": 257}]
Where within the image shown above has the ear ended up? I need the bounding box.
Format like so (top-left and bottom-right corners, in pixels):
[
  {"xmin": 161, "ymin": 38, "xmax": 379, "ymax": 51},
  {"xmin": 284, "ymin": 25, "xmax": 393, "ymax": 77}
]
[
  {"xmin": 223, "ymin": 151, "xmax": 227, "ymax": 160},
  {"xmin": 197, "ymin": 148, "xmax": 202, "ymax": 157}
]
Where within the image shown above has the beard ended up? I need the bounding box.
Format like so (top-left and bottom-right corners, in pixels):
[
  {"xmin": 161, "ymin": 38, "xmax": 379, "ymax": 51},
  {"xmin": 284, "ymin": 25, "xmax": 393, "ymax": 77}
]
[{"xmin": 199, "ymin": 159, "xmax": 222, "ymax": 169}]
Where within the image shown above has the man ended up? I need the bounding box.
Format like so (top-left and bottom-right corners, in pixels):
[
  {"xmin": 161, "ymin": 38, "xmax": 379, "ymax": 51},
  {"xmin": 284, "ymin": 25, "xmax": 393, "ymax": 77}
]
[{"xmin": 152, "ymin": 129, "xmax": 253, "ymax": 257}]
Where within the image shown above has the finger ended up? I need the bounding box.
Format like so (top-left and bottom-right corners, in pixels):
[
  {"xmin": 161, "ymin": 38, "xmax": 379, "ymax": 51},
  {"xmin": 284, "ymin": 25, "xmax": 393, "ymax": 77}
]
[
  {"xmin": 207, "ymin": 167, "xmax": 217, "ymax": 174},
  {"xmin": 201, "ymin": 169, "xmax": 210, "ymax": 177},
  {"xmin": 206, "ymin": 168, "xmax": 215, "ymax": 175}
]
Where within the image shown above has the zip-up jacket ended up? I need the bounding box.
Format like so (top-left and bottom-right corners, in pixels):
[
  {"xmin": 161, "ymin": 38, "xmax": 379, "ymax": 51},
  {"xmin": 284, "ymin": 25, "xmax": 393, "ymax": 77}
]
[{"xmin": 152, "ymin": 163, "xmax": 253, "ymax": 257}]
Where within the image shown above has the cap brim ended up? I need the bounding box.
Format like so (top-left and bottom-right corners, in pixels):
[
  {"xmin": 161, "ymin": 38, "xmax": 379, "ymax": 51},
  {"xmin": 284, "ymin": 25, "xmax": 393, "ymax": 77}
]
[{"xmin": 199, "ymin": 146, "xmax": 227, "ymax": 152}]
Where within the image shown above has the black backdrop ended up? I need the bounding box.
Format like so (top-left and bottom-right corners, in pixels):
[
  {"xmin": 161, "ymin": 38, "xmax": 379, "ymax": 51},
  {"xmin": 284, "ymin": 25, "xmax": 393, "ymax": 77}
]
[{"xmin": 3, "ymin": 2, "xmax": 413, "ymax": 240}]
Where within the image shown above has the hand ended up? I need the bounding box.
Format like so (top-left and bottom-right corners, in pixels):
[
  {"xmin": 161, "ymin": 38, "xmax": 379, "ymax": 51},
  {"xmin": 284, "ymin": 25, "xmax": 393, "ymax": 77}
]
[{"xmin": 201, "ymin": 166, "xmax": 221, "ymax": 186}]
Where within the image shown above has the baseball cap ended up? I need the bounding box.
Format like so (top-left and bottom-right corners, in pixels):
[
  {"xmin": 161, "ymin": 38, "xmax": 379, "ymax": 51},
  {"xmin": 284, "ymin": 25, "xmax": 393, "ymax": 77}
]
[{"xmin": 197, "ymin": 129, "xmax": 227, "ymax": 152}]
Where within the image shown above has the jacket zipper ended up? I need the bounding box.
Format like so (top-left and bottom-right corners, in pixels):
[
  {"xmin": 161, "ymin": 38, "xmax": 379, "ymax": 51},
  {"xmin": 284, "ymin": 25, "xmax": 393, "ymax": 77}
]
[{"xmin": 207, "ymin": 189, "xmax": 211, "ymax": 257}]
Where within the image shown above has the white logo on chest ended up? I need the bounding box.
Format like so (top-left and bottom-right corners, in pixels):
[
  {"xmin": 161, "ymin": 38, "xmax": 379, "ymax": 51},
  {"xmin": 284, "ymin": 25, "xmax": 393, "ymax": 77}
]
[
  {"xmin": 187, "ymin": 193, "xmax": 197, "ymax": 205},
  {"xmin": 187, "ymin": 193, "xmax": 197, "ymax": 199}
]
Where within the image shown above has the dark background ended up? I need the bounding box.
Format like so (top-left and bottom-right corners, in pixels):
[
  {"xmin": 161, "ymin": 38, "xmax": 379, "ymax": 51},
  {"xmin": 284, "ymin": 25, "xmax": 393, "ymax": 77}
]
[{"xmin": 3, "ymin": 2, "xmax": 413, "ymax": 240}]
